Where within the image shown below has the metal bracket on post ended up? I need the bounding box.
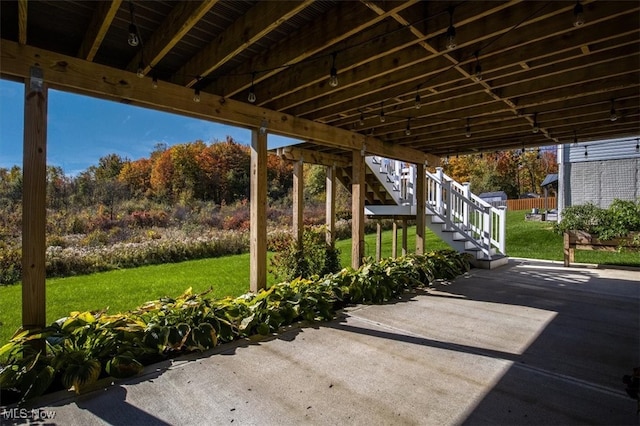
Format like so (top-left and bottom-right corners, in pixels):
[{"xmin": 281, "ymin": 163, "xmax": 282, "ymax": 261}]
[
  {"xmin": 259, "ymin": 118, "xmax": 268, "ymax": 136},
  {"xmin": 29, "ymin": 66, "xmax": 44, "ymax": 93}
]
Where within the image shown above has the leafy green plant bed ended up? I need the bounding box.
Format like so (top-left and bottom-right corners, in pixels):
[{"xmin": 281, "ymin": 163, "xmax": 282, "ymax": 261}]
[{"xmin": 0, "ymin": 250, "xmax": 469, "ymax": 405}]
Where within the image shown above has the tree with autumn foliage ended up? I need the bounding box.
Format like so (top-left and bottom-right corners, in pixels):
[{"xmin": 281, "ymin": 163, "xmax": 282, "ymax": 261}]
[{"xmin": 443, "ymin": 148, "xmax": 557, "ymax": 198}]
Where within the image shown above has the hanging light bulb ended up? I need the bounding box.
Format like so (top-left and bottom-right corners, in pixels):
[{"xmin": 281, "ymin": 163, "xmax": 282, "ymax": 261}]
[
  {"xmin": 128, "ymin": 2, "xmax": 140, "ymax": 47},
  {"xmin": 584, "ymin": 145, "xmax": 588, "ymax": 158},
  {"xmin": 128, "ymin": 24, "xmax": 140, "ymax": 47},
  {"xmin": 609, "ymin": 99, "xmax": 618, "ymax": 121},
  {"xmin": 479, "ymin": 152, "xmax": 484, "ymax": 159},
  {"xmin": 405, "ymin": 119, "xmax": 411, "ymax": 136},
  {"xmin": 573, "ymin": 131, "xmax": 578, "ymax": 145},
  {"xmin": 473, "ymin": 51, "xmax": 482, "ymax": 81},
  {"xmin": 379, "ymin": 102, "xmax": 385, "ymax": 123},
  {"xmin": 537, "ymin": 147, "xmax": 541, "ymax": 159},
  {"xmin": 193, "ymin": 89, "xmax": 201, "ymax": 103},
  {"xmin": 328, "ymin": 52, "xmax": 339, "ymax": 88},
  {"xmin": 136, "ymin": 61, "xmax": 145, "ymax": 78},
  {"xmin": 152, "ymin": 75, "xmax": 158, "ymax": 89},
  {"xmin": 635, "ymin": 139, "xmax": 639, "ymax": 153},
  {"xmin": 573, "ymin": 0, "xmax": 585, "ymax": 27},
  {"xmin": 359, "ymin": 111, "xmax": 365, "ymax": 126},
  {"xmin": 445, "ymin": 8, "xmax": 457, "ymax": 50},
  {"xmin": 465, "ymin": 118, "xmax": 471, "ymax": 138},
  {"xmin": 248, "ymin": 73, "xmax": 256, "ymax": 103},
  {"xmin": 415, "ymin": 87, "xmax": 421, "ymax": 109},
  {"xmin": 532, "ymin": 113, "xmax": 539, "ymax": 133}
]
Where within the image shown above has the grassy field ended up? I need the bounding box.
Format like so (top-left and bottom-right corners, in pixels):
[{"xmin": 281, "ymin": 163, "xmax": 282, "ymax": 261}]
[
  {"xmin": 1, "ymin": 210, "xmax": 637, "ymax": 345},
  {"xmin": 0, "ymin": 254, "xmax": 276, "ymax": 346}
]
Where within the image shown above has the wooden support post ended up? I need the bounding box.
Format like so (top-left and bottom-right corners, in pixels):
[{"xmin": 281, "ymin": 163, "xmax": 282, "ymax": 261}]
[
  {"xmin": 563, "ymin": 232, "xmax": 574, "ymax": 267},
  {"xmin": 325, "ymin": 165, "xmax": 336, "ymax": 246},
  {"xmin": 375, "ymin": 221, "xmax": 382, "ymax": 261},
  {"xmin": 250, "ymin": 128, "xmax": 267, "ymax": 292},
  {"xmin": 293, "ymin": 159, "xmax": 304, "ymax": 249},
  {"xmin": 392, "ymin": 220, "xmax": 398, "ymax": 258},
  {"xmin": 415, "ymin": 162, "xmax": 426, "ymax": 255},
  {"xmin": 351, "ymin": 150, "xmax": 365, "ymax": 268},
  {"xmin": 402, "ymin": 219, "xmax": 408, "ymax": 256},
  {"xmin": 22, "ymin": 69, "xmax": 47, "ymax": 334}
]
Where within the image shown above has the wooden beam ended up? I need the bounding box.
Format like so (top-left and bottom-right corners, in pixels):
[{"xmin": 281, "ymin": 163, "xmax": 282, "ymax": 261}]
[
  {"xmin": 277, "ymin": 146, "xmax": 350, "ymax": 167},
  {"xmin": 253, "ymin": 17, "xmax": 411, "ymax": 107},
  {"xmin": 77, "ymin": 0, "xmax": 122, "ymax": 61},
  {"xmin": 415, "ymin": 162, "xmax": 425, "ymax": 255},
  {"xmin": 351, "ymin": 150, "xmax": 365, "ymax": 268},
  {"xmin": 18, "ymin": 0, "xmax": 27, "ymax": 45},
  {"xmin": 250, "ymin": 128, "xmax": 267, "ymax": 292},
  {"xmin": 22, "ymin": 68, "xmax": 47, "ymax": 333},
  {"xmin": 208, "ymin": 1, "xmax": 418, "ymax": 97},
  {"xmin": 292, "ymin": 159, "xmax": 304, "ymax": 249},
  {"xmin": 176, "ymin": 1, "xmax": 313, "ymax": 88},
  {"xmin": 127, "ymin": 0, "xmax": 217, "ymax": 75},
  {"xmin": 0, "ymin": 40, "xmax": 434, "ymax": 165},
  {"xmin": 326, "ymin": 165, "xmax": 336, "ymax": 245}
]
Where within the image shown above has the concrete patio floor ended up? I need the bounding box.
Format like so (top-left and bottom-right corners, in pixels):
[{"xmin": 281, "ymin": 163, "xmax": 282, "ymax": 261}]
[{"xmin": 5, "ymin": 258, "xmax": 640, "ymax": 425}]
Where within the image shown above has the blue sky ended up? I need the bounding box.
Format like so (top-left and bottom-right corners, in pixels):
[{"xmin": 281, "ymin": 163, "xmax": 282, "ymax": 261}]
[{"xmin": 0, "ymin": 79, "xmax": 300, "ymax": 176}]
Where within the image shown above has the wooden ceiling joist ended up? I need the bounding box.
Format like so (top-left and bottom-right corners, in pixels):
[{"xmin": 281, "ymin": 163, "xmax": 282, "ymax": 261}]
[
  {"xmin": 77, "ymin": 0, "xmax": 123, "ymax": 61},
  {"xmin": 127, "ymin": 0, "xmax": 218, "ymax": 76},
  {"xmin": 175, "ymin": 0, "xmax": 313, "ymax": 88}
]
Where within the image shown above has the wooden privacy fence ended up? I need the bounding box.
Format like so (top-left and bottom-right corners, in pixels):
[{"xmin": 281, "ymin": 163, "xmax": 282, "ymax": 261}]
[{"xmin": 489, "ymin": 197, "xmax": 557, "ymax": 211}]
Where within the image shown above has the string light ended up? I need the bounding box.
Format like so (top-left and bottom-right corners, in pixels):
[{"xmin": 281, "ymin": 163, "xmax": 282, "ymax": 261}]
[
  {"xmin": 359, "ymin": 111, "xmax": 365, "ymax": 126},
  {"xmin": 532, "ymin": 113, "xmax": 539, "ymax": 133},
  {"xmin": 636, "ymin": 139, "xmax": 639, "ymax": 153},
  {"xmin": 248, "ymin": 73, "xmax": 256, "ymax": 103},
  {"xmin": 152, "ymin": 75, "xmax": 158, "ymax": 89},
  {"xmin": 536, "ymin": 147, "xmax": 541, "ymax": 159},
  {"xmin": 329, "ymin": 52, "xmax": 339, "ymax": 88},
  {"xmin": 414, "ymin": 87, "xmax": 421, "ymax": 109},
  {"xmin": 573, "ymin": 131, "xmax": 578, "ymax": 145},
  {"xmin": 584, "ymin": 145, "xmax": 588, "ymax": 158},
  {"xmin": 379, "ymin": 102, "xmax": 385, "ymax": 123},
  {"xmin": 127, "ymin": 2, "xmax": 140, "ymax": 47},
  {"xmin": 573, "ymin": 0, "xmax": 585, "ymax": 27},
  {"xmin": 609, "ymin": 99, "xmax": 618, "ymax": 121},
  {"xmin": 405, "ymin": 118, "xmax": 411, "ymax": 136},
  {"xmin": 473, "ymin": 51, "xmax": 482, "ymax": 81},
  {"xmin": 445, "ymin": 7, "xmax": 457, "ymax": 50},
  {"xmin": 465, "ymin": 118, "xmax": 471, "ymax": 138},
  {"xmin": 193, "ymin": 88, "xmax": 201, "ymax": 103}
]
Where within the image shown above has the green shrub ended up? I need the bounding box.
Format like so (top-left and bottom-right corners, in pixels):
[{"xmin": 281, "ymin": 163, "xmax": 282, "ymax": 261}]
[
  {"xmin": 269, "ymin": 226, "xmax": 341, "ymax": 281},
  {"xmin": 556, "ymin": 199, "xmax": 640, "ymax": 240},
  {"xmin": 0, "ymin": 242, "xmax": 21, "ymax": 285}
]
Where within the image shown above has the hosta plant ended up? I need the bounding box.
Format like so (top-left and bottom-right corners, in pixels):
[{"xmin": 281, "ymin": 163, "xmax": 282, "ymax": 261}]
[{"xmin": 0, "ymin": 250, "xmax": 470, "ymax": 403}]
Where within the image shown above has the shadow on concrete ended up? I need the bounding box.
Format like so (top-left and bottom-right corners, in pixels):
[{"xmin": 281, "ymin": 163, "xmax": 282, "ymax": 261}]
[{"xmin": 333, "ymin": 260, "xmax": 640, "ymax": 424}]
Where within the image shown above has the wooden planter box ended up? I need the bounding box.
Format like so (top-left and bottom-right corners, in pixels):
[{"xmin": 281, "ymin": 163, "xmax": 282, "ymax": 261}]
[{"xmin": 563, "ymin": 231, "xmax": 640, "ymax": 266}]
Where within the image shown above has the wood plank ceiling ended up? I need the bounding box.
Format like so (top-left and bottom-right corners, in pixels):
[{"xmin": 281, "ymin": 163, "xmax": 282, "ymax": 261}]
[{"xmin": 1, "ymin": 0, "xmax": 638, "ymax": 160}]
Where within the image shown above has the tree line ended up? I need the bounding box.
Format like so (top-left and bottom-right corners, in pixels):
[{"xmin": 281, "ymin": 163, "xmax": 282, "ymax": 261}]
[{"xmin": 1, "ymin": 137, "xmax": 294, "ymax": 217}]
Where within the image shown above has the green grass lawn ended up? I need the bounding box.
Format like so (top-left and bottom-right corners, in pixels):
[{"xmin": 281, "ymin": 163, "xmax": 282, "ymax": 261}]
[
  {"xmin": 1, "ymin": 211, "xmax": 637, "ymax": 346},
  {"xmin": 0, "ymin": 254, "xmax": 276, "ymax": 346}
]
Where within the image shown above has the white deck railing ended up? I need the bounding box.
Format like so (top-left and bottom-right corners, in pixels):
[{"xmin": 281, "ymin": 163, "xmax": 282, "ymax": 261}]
[{"xmin": 369, "ymin": 158, "xmax": 506, "ymax": 258}]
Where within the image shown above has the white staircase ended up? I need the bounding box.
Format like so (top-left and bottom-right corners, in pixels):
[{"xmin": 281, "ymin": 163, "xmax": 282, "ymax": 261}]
[{"xmin": 364, "ymin": 157, "xmax": 508, "ymax": 269}]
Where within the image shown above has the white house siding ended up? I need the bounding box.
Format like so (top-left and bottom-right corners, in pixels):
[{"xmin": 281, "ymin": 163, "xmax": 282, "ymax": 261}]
[{"xmin": 558, "ymin": 138, "xmax": 640, "ymax": 215}]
